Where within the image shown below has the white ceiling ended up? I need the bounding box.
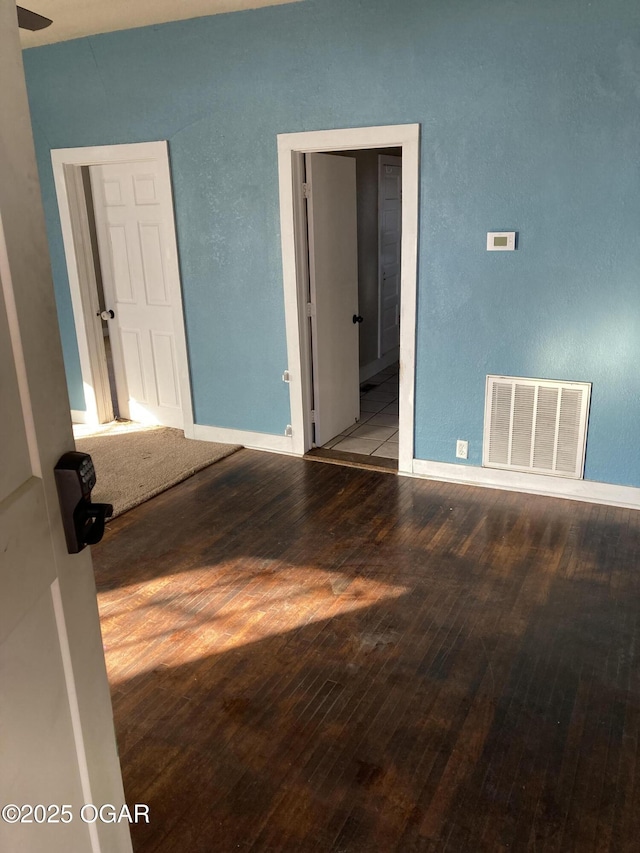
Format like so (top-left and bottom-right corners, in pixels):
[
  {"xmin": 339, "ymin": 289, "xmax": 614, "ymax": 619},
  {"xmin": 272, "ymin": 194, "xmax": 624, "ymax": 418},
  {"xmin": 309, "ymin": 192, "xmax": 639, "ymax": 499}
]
[{"xmin": 19, "ymin": 0, "xmax": 301, "ymax": 48}]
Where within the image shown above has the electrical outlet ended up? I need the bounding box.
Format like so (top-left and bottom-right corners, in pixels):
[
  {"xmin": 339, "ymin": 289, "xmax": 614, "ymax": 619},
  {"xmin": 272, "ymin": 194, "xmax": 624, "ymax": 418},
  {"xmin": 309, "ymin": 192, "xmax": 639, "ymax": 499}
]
[{"xmin": 456, "ymin": 440, "xmax": 468, "ymax": 460}]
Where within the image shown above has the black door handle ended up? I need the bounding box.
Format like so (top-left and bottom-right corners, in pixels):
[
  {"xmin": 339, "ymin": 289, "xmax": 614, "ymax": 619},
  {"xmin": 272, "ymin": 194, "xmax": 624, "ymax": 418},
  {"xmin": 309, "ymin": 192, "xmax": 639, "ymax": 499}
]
[
  {"xmin": 353, "ymin": 314, "xmax": 363, "ymax": 324},
  {"xmin": 97, "ymin": 309, "xmax": 115, "ymax": 319}
]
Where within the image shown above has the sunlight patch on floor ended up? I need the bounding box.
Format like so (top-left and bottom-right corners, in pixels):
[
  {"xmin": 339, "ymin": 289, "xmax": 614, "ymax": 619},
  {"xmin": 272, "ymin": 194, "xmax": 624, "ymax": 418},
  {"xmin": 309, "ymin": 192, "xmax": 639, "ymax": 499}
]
[
  {"xmin": 73, "ymin": 419, "xmax": 162, "ymax": 439},
  {"xmin": 98, "ymin": 560, "xmax": 410, "ymax": 685}
]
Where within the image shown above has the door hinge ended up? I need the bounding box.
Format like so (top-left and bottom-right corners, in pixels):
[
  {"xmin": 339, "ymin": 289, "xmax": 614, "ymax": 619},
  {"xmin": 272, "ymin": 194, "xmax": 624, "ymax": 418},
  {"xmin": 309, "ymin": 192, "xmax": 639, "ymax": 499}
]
[
  {"xmin": 285, "ymin": 424, "xmax": 293, "ymax": 437},
  {"xmin": 310, "ymin": 409, "xmax": 316, "ymax": 423},
  {"xmin": 282, "ymin": 369, "xmax": 291, "ymax": 383},
  {"xmin": 302, "ymin": 182, "xmax": 311, "ymax": 199},
  {"xmin": 306, "ymin": 302, "xmax": 315, "ymax": 318}
]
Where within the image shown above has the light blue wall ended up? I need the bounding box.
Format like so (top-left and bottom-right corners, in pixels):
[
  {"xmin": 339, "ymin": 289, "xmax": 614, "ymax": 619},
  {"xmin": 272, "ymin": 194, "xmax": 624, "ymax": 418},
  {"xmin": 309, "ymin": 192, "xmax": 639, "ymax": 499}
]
[{"xmin": 23, "ymin": 0, "xmax": 640, "ymax": 485}]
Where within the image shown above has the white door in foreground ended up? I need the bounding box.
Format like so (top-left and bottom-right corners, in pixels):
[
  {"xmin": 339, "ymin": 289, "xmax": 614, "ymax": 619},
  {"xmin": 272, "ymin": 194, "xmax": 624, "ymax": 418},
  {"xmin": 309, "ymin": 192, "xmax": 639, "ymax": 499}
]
[
  {"xmin": 0, "ymin": 4, "xmax": 131, "ymax": 851},
  {"xmin": 90, "ymin": 159, "xmax": 183, "ymax": 428},
  {"xmin": 306, "ymin": 152, "xmax": 360, "ymax": 446}
]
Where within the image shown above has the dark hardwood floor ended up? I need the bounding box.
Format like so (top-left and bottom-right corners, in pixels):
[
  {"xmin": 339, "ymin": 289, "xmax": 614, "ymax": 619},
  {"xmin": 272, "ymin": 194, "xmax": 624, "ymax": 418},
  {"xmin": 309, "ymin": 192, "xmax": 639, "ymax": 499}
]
[{"xmin": 92, "ymin": 449, "xmax": 640, "ymax": 852}]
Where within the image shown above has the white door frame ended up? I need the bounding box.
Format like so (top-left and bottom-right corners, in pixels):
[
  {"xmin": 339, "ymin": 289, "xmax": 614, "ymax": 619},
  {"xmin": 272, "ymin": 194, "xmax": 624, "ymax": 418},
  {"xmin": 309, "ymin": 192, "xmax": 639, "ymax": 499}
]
[
  {"xmin": 51, "ymin": 141, "xmax": 194, "ymax": 436},
  {"xmin": 277, "ymin": 124, "xmax": 420, "ymax": 474}
]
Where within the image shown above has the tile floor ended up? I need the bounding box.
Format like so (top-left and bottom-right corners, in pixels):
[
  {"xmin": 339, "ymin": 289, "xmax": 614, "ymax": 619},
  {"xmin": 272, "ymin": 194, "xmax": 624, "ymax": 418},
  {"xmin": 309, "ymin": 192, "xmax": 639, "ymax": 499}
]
[{"xmin": 322, "ymin": 363, "xmax": 399, "ymax": 460}]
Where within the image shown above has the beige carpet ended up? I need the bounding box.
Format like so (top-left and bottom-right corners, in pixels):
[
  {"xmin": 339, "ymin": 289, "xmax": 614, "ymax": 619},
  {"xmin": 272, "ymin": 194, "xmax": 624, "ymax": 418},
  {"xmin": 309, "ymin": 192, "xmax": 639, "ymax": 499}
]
[{"xmin": 74, "ymin": 421, "xmax": 241, "ymax": 518}]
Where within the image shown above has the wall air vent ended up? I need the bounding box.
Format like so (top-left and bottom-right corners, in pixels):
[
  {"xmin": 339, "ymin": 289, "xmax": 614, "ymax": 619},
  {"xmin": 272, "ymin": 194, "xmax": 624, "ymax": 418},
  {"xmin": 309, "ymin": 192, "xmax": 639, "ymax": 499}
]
[{"xmin": 483, "ymin": 375, "xmax": 591, "ymax": 479}]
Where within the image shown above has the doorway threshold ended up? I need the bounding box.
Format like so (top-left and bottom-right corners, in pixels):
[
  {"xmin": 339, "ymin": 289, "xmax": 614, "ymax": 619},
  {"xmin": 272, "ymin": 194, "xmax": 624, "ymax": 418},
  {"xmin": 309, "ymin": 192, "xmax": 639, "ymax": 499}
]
[{"xmin": 305, "ymin": 447, "xmax": 397, "ymax": 474}]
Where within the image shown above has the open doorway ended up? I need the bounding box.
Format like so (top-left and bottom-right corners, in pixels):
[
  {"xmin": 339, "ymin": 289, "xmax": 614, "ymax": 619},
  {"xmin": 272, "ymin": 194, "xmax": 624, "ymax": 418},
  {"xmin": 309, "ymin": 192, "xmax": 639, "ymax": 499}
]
[
  {"xmin": 52, "ymin": 141, "xmax": 194, "ymax": 435},
  {"xmin": 277, "ymin": 124, "xmax": 420, "ymax": 475},
  {"xmin": 80, "ymin": 166, "xmax": 120, "ymax": 421},
  {"xmin": 298, "ymin": 147, "xmax": 402, "ymax": 467}
]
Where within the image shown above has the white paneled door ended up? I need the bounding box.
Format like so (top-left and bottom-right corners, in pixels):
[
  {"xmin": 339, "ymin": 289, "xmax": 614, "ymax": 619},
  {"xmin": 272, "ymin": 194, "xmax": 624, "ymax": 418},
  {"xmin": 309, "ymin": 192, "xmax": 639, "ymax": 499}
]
[
  {"xmin": 305, "ymin": 153, "xmax": 360, "ymax": 447},
  {"xmin": 0, "ymin": 280, "xmax": 114, "ymax": 853},
  {"xmin": 378, "ymin": 155, "xmax": 402, "ymax": 356},
  {"xmin": 90, "ymin": 160, "xmax": 183, "ymax": 428},
  {"xmin": 1, "ymin": 2, "xmax": 130, "ymax": 850}
]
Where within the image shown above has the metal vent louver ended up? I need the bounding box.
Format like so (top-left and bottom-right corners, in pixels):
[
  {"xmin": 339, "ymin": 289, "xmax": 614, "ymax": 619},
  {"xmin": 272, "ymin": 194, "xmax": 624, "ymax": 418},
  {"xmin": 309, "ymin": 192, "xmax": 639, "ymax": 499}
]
[{"xmin": 483, "ymin": 376, "xmax": 591, "ymax": 479}]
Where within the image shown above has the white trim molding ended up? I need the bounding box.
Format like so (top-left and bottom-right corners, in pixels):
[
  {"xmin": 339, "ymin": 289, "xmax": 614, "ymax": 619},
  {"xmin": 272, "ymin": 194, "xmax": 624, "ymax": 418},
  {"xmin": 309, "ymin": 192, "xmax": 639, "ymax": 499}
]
[
  {"xmin": 411, "ymin": 459, "xmax": 640, "ymax": 511},
  {"xmin": 70, "ymin": 409, "xmax": 90, "ymax": 425},
  {"xmin": 51, "ymin": 141, "xmax": 194, "ymax": 436},
  {"xmin": 276, "ymin": 124, "xmax": 420, "ymax": 473},
  {"xmin": 192, "ymin": 424, "xmax": 295, "ymax": 455}
]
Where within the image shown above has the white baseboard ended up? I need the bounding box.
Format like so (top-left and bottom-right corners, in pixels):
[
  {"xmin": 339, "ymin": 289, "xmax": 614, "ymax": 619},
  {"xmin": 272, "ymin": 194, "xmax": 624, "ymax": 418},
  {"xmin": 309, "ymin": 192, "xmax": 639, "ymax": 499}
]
[
  {"xmin": 191, "ymin": 423, "xmax": 296, "ymax": 455},
  {"xmin": 411, "ymin": 459, "xmax": 640, "ymax": 510},
  {"xmin": 70, "ymin": 409, "xmax": 90, "ymax": 425},
  {"xmin": 360, "ymin": 347, "xmax": 400, "ymax": 383}
]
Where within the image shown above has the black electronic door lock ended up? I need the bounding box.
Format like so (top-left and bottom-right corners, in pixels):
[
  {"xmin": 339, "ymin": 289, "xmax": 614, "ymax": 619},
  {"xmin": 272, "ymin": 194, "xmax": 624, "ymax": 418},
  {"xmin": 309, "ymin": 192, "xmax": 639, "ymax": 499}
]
[{"xmin": 54, "ymin": 451, "xmax": 113, "ymax": 554}]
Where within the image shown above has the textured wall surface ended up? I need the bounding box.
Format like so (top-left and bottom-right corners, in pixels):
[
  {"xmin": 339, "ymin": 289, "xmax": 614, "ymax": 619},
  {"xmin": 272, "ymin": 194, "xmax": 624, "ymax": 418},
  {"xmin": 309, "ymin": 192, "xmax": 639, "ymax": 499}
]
[{"xmin": 23, "ymin": 0, "xmax": 640, "ymax": 485}]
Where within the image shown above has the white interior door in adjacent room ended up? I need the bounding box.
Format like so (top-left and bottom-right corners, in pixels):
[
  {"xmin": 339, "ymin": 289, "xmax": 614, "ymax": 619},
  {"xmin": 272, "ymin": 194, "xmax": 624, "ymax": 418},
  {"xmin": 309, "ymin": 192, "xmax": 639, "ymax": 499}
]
[
  {"xmin": 89, "ymin": 159, "xmax": 184, "ymax": 428},
  {"xmin": 53, "ymin": 141, "xmax": 194, "ymax": 434},
  {"xmin": 378, "ymin": 154, "xmax": 402, "ymax": 357},
  {"xmin": 305, "ymin": 152, "xmax": 360, "ymax": 447},
  {"xmin": 0, "ymin": 4, "xmax": 131, "ymax": 850}
]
